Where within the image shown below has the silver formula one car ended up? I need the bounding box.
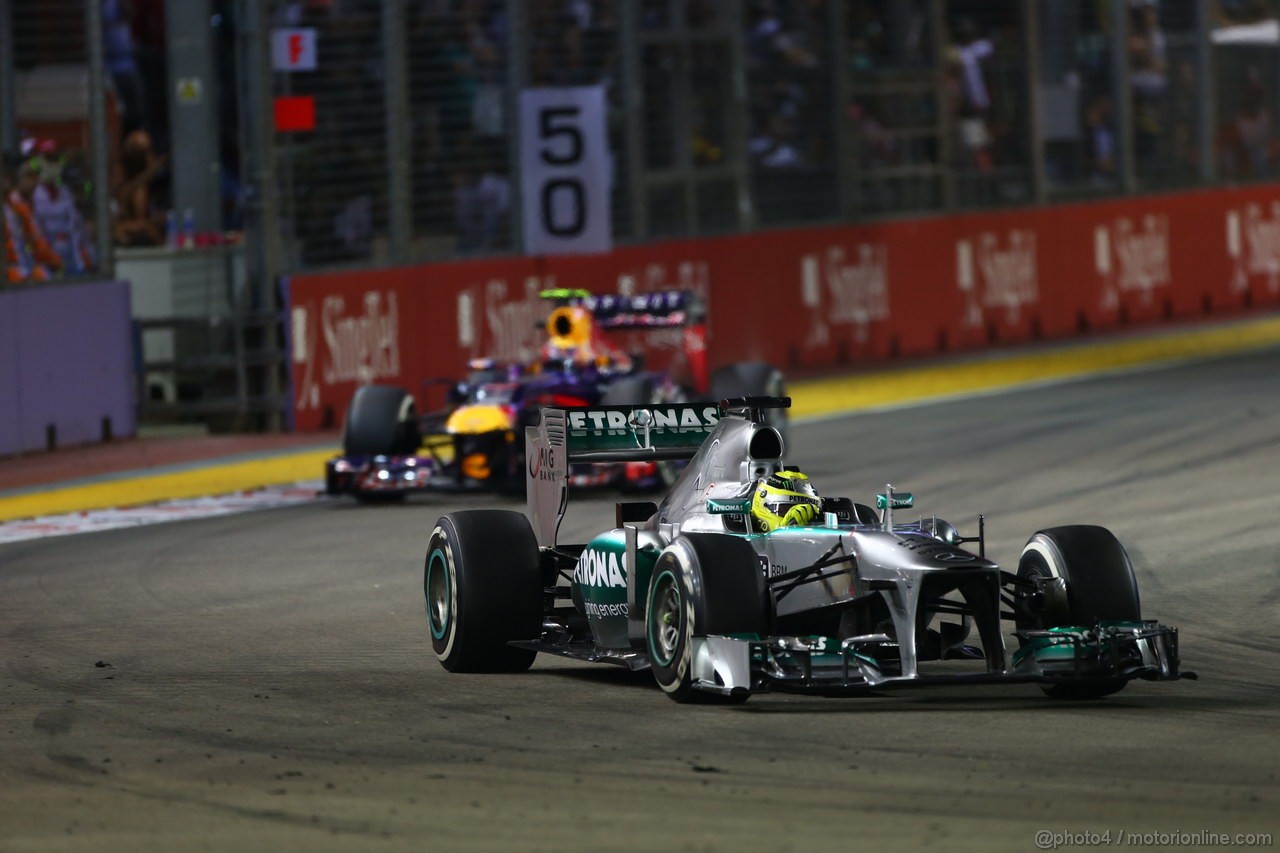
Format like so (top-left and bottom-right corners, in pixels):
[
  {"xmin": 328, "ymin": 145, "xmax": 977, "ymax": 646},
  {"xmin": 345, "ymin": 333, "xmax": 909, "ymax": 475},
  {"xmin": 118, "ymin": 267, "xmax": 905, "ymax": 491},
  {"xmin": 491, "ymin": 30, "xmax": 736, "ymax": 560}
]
[{"xmin": 422, "ymin": 398, "xmax": 1193, "ymax": 703}]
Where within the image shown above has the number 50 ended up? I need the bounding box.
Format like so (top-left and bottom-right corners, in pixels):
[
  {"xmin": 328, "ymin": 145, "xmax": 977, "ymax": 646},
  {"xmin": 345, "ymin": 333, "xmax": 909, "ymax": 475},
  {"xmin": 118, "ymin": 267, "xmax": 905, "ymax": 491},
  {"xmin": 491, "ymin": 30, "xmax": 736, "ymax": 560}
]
[{"xmin": 538, "ymin": 107, "xmax": 586, "ymax": 238}]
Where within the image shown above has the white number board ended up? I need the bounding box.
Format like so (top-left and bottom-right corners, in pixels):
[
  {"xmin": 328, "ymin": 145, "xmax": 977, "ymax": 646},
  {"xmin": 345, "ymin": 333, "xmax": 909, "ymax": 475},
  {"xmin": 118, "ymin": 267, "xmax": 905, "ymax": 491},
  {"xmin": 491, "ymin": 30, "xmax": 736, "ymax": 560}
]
[{"xmin": 520, "ymin": 86, "xmax": 612, "ymax": 256}]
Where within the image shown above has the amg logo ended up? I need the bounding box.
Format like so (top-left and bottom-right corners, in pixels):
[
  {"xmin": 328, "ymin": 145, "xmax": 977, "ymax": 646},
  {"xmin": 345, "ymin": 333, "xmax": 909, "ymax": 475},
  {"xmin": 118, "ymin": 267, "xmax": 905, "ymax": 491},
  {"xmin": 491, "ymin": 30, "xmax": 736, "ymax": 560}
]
[
  {"xmin": 567, "ymin": 407, "xmax": 719, "ymax": 433},
  {"xmin": 574, "ymin": 548, "xmax": 627, "ymax": 589}
]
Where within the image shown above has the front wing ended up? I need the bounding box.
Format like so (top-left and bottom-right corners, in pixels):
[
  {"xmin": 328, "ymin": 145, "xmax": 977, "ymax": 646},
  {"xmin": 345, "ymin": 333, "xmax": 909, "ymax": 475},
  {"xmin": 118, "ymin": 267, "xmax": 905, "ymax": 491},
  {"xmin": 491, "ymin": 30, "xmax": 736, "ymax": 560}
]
[
  {"xmin": 686, "ymin": 621, "xmax": 1192, "ymax": 698},
  {"xmin": 324, "ymin": 453, "xmax": 660, "ymax": 496}
]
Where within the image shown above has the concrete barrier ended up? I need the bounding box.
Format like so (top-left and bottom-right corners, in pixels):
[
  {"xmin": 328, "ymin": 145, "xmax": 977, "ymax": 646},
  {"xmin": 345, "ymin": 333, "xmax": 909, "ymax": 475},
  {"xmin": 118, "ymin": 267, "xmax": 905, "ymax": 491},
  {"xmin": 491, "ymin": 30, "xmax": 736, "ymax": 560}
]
[{"xmin": 286, "ymin": 184, "xmax": 1280, "ymax": 431}]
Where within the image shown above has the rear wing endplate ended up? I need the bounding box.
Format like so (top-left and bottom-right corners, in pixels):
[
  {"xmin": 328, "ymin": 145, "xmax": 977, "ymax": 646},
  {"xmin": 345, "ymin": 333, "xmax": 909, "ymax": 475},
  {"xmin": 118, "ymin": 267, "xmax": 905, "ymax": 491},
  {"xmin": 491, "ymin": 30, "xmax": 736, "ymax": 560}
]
[{"xmin": 525, "ymin": 402, "xmax": 721, "ymax": 548}]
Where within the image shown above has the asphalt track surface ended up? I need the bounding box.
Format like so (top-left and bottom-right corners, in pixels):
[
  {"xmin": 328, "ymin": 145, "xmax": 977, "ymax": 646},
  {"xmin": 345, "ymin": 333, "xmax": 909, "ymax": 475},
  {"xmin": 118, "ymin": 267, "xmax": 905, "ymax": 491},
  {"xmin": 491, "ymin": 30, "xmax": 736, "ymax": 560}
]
[{"xmin": 4, "ymin": 343, "xmax": 1280, "ymax": 851}]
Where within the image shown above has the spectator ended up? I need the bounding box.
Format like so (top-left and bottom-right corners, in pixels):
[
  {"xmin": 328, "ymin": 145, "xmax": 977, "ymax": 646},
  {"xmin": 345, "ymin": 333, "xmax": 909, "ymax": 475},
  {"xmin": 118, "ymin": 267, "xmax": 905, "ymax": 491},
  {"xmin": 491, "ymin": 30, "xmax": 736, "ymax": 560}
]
[
  {"xmin": 1128, "ymin": 3, "xmax": 1168, "ymax": 98},
  {"xmin": 130, "ymin": 0, "xmax": 169, "ymax": 151},
  {"xmin": 5, "ymin": 155, "xmax": 61, "ymax": 283},
  {"xmin": 452, "ymin": 138, "xmax": 510, "ymax": 252},
  {"xmin": 1086, "ymin": 94, "xmax": 1119, "ymax": 186},
  {"xmin": 950, "ymin": 17, "xmax": 995, "ymax": 173},
  {"xmin": 32, "ymin": 142, "xmax": 95, "ymax": 274},
  {"xmin": 112, "ymin": 129, "xmax": 167, "ymax": 247},
  {"xmin": 103, "ymin": 0, "xmax": 148, "ymax": 136},
  {"xmin": 1218, "ymin": 77, "xmax": 1274, "ymax": 179},
  {"xmin": 748, "ymin": 114, "xmax": 804, "ymax": 168},
  {"xmin": 1128, "ymin": 1, "xmax": 1168, "ymax": 163},
  {"xmin": 848, "ymin": 101, "xmax": 896, "ymax": 170}
]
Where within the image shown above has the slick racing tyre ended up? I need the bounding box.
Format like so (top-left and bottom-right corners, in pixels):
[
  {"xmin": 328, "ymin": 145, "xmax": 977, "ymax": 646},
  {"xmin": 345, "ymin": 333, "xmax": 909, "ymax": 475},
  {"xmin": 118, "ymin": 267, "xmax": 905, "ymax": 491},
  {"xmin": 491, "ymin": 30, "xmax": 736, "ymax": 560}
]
[
  {"xmin": 646, "ymin": 534, "xmax": 771, "ymax": 703},
  {"xmin": 709, "ymin": 363, "xmax": 788, "ymax": 446},
  {"xmin": 342, "ymin": 385, "xmax": 421, "ymax": 457},
  {"xmin": 1017, "ymin": 525, "xmax": 1142, "ymax": 699},
  {"xmin": 424, "ymin": 511, "xmax": 543, "ymax": 673}
]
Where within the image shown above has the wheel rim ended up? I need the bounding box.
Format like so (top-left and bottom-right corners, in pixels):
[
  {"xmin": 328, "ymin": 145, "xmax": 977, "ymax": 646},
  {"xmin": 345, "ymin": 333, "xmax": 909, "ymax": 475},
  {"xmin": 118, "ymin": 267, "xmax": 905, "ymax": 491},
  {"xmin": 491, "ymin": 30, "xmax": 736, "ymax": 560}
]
[
  {"xmin": 648, "ymin": 570, "xmax": 682, "ymax": 666},
  {"xmin": 426, "ymin": 548, "xmax": 451, "ymax": 640}
]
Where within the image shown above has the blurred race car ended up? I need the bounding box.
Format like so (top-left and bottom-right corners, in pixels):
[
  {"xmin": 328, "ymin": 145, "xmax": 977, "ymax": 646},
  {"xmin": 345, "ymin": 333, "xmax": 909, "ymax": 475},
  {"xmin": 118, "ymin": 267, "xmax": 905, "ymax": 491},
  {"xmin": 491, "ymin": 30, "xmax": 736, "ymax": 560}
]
[
  {"xmin": 422, "ymin": 396, "xmax": 1194, "ymax": 703},
  {"xmin": 325, "ymin": 288, "xmax": 787, "ymax": 500}
]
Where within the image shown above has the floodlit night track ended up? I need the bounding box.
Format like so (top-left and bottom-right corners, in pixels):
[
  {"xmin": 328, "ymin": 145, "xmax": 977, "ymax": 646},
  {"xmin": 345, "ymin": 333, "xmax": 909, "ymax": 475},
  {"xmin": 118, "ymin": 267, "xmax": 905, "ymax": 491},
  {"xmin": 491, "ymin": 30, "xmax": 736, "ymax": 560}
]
[{"xmin": 2, "ymin": 348, "xmax": 1279, "ymax": 851}]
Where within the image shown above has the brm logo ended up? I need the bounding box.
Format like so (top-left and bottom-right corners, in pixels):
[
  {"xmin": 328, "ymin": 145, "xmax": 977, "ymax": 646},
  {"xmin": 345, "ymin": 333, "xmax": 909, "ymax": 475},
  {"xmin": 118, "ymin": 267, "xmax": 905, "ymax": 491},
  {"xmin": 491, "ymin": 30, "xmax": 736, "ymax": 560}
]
[
  {"xmin": 320, "ymin": 291, "xmax": 401, "ymax": 386},
  {"xmin": 567, "ymin": 407, "xmax": 720, "ymax": 434},
  {"xmin": 1095, "ymin": 215, "xmax": 1170, "ymax": 309},
  {"xmin": 1227, "ymin": 203, "xmax": 1280, "ymax": 293},
  {"xmin": 955, "ymin": 230, "xmax": 1038, "ymax": 327},
  {"xmin": 574, "ymin": 548, "xmax": 627, "ymax": 589},
  {"xmin": 528, "ymin": 445, "xmax": 558, "ymax": 480},
  {"xmin": 799, "ymin": 244, "xmax": 890, "ymax": 347}
]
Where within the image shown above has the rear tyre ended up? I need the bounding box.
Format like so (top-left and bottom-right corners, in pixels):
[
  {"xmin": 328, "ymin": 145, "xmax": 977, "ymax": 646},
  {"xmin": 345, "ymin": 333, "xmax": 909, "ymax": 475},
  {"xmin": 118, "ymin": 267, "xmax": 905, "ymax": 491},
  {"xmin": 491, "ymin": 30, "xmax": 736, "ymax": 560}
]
[
  {"xmin": 424, "ymin": 511, "xmax": 543, "ymax": 672},
  {"xmin": 1017, "ymin": 525, "xmax": 1141, "ymax": 699},
  {"xmin": 646, "ymin": 534, "xmax": 771, "ymax": 703},
  {"xmin": 709, "ymin": 363, "xmax": 788, "ymax": 445},
  {"xmin": 343, "ymin": 385, "xmax": 420, "ymax": 457}
]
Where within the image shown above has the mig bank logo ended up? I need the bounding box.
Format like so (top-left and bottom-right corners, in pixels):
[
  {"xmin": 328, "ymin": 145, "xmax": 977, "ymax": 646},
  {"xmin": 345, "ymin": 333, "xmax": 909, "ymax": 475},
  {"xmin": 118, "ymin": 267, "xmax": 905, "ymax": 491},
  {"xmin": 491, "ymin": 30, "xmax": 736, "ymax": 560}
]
[
  {"xmin": 955, "ymin": 230, "xmax": 1038, "ymax": 327},
  {"xmin": 528, "ymin": 445, "xmax": 558, "ymax": 480}
]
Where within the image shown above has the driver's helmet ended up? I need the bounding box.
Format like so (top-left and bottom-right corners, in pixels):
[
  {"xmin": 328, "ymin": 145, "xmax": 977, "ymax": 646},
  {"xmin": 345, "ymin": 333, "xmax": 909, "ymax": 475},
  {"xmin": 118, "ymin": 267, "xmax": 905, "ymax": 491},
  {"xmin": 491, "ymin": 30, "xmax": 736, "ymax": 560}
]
[{"xmin": 750, "ymin": 470, "xmax": 822, "ymax": 532}]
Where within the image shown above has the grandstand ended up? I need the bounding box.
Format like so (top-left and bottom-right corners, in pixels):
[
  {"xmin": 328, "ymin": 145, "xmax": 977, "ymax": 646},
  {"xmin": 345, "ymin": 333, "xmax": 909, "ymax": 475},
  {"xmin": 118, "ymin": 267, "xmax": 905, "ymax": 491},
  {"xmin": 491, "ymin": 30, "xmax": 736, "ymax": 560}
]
[{"xmin": 3, "ymin": 0, "xmax": 1280, "ymax": 451}]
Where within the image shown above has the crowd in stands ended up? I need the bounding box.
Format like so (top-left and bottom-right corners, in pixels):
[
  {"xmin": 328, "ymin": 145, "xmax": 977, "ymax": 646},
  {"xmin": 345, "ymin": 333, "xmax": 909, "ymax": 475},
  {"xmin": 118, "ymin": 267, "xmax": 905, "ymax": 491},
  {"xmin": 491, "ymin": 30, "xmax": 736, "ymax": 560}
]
[
  {"xmin": 9, "ymin": 0, "xmax": 1280, "ymax": 281},
  {"xmin": 5, "ymin": 139, "xmax": 96, "ymax": 284},
  {"xmin": 5, "ymin": 0, "xmax": 172, "ymax": 284}
]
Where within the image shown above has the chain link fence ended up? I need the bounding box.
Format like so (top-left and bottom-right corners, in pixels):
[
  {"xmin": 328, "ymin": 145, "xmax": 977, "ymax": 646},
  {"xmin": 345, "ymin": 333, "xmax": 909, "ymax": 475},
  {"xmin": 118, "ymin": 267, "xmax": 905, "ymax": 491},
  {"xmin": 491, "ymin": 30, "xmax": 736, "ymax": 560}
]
[
  {"xmin": 7, "ymin": 0, "xmax": 1280, "ymax": 431},
  {"xmin": 247, "ymin": 0, "xmax": 1280, "ymax": 278},
  {"xmin": 3, "ymin": 0, "xmax": 112, "ymax": 286},
  {"xmin": 8, "ymin": 1, "xmax": 1280, "ymax": 283}
]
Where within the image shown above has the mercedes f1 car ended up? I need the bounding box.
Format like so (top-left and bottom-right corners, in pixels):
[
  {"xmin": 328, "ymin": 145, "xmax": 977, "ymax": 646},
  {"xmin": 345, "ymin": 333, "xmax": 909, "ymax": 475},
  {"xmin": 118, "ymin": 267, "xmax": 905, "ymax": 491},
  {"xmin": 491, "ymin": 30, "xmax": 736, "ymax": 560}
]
[
  {"xmin": 325, "ymin": 289, "xmax": 786, "ymax": 500},
  {"xmin": 422, "ymin": 397, "xmax": 1193, "ymax": 702}
]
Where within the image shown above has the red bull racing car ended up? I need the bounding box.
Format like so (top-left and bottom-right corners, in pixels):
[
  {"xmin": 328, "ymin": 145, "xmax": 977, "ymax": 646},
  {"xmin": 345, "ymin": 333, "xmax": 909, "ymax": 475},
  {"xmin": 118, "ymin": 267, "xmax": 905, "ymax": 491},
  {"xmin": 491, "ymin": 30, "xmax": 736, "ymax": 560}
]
[{"xmin": 324, "ymin": 289, "xmax": 786, "ymax": 500}]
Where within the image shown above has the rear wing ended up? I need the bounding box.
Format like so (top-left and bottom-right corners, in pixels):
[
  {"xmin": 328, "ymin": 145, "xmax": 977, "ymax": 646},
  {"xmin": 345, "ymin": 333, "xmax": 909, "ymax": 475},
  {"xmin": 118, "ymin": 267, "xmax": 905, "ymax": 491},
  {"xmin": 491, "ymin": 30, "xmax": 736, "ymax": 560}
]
[
  {"xmin": 539, "ymin": 288, "xmax": 702, "ymax": 331},
  {"xmin": 526, "ymin": 402, "xmax": 721, "ymax": 548}
]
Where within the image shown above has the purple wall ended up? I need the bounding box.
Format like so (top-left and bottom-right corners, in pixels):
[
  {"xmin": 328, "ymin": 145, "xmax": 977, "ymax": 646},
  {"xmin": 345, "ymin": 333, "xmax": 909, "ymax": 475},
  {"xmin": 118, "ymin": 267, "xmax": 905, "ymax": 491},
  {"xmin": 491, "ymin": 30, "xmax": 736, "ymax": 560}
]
[
  {"xmin": 0, "ymin": 280, "xmax": 136, "ymax": 456},
  {"xmin": 0, "ymin": 304, "xmax": 19, "ymax": 453}
]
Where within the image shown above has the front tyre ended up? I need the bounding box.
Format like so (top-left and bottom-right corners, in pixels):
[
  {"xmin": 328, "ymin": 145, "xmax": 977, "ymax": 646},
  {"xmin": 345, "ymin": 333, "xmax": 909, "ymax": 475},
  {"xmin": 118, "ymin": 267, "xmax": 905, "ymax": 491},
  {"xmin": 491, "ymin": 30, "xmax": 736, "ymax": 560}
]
[
  {"xmin": 1017, "ymin": 525, "xmax": 1141, "ymax": 699},
  {"xmin": 343, "ymin": 385, "xmax": 420, "ymax": 457},
  {"xmin": 425, "ymin": 510, "xmax": 542, "ymax": 672},
  {"xmin": 646, "ymin": 534, "xmax": 770, "ymax": 703}
]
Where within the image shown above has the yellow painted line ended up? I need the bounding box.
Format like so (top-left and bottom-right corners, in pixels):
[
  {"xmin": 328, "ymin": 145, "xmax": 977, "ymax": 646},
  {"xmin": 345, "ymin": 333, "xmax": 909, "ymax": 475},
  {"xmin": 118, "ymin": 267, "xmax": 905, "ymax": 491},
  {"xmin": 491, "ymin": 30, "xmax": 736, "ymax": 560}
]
[
  {"xmin": 790, "ymin": 314, "xmax": 1280, "ymax": 419},
  {"xmin": 0, "ymin": 448, "xmax": 339, "ymax": 523},
  {"xmin": 5, "ymin": 313, "xmax": 1280, "ymax": 523}
]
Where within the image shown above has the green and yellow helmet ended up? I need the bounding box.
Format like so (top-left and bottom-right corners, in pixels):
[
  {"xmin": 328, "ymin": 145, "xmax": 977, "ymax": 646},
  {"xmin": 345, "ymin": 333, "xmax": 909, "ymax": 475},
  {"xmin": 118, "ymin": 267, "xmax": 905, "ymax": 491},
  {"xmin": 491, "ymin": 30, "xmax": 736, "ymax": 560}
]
[{"xmin": 750, "ymin": 470, "xmax": 822, "ymax": 532}]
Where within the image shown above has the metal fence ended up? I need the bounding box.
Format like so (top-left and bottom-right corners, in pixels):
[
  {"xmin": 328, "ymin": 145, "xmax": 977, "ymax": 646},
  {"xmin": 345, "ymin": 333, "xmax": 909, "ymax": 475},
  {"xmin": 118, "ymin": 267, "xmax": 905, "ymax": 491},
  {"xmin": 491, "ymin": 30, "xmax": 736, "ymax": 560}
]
[
  {"xmin": 6, "ymin": 0, "xmax": 1280, "ymax": 429},
  {"xmin": 238, "ymin": 0, "xmax": 1280, "ymax": 276},
  {"xmin": 10, "ymin": 0, "xmax": 1280, "ymax": 280},
  {"xmin": 2, "ymin": 0, "xmax": 112, "ymax": 285}
]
